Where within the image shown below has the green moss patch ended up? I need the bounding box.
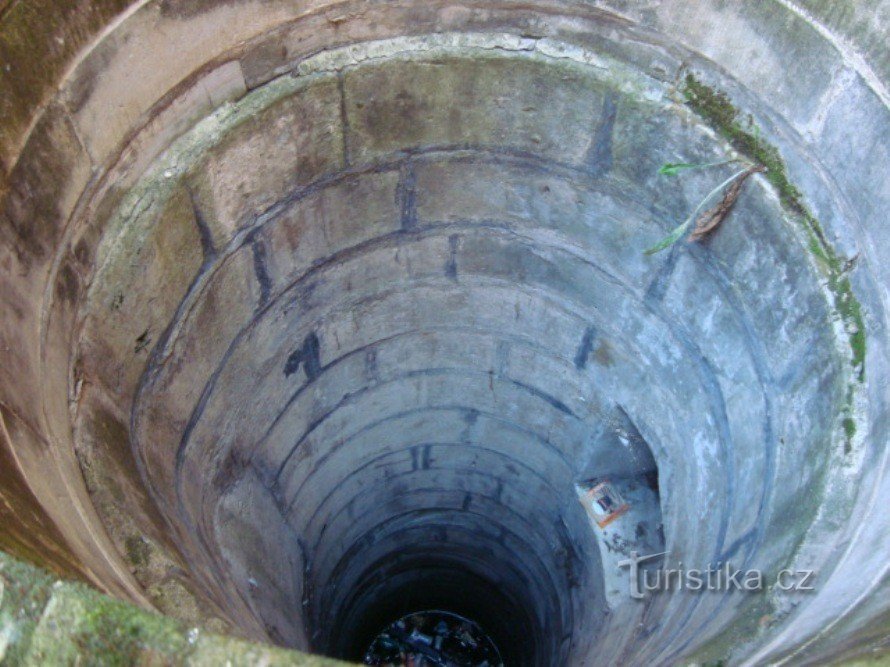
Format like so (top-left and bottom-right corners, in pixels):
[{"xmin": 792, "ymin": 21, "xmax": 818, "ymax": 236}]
[
  {"xmin": 0, "ymin": 554, "xmax": 55, "ymax": 664},
  {"xmin": 67, "ymin": 593, "xmax": 190, "ymax": 666}
]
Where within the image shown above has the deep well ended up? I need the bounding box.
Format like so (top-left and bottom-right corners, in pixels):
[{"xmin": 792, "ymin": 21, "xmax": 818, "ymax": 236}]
[{"xmin": 1, "ymin": 1, "xmax": 888, "ymax": 664}]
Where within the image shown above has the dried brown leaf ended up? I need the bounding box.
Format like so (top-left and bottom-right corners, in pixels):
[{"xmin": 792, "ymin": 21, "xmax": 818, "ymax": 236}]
[{"xmin": 690, "ymin": 165, "xmax": 766, "ymax": 241}]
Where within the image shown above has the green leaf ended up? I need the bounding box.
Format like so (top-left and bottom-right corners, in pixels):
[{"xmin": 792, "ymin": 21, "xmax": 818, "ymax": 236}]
[
  {"xmin": 658, "ymin": 159, "xmax": 738, "ymax": 176},
  {"xmin": 658, "ymin": 162, "xmax": 699, "ymax": 176}
]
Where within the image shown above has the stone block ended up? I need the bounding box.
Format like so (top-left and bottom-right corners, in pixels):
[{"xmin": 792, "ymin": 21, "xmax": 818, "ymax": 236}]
[
  {"xmin": 188, "ymin": 76, "xmax": 345, "ymax": 246},
  {"xmin": 343, "ymin": 55, "xmax": 604, "ymax": 167}
]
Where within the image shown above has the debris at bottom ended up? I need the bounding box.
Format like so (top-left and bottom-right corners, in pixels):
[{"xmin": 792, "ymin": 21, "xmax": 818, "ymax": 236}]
[{"xmin": 364, "ymin": 610, "xmax": 503, "ymax": 666}]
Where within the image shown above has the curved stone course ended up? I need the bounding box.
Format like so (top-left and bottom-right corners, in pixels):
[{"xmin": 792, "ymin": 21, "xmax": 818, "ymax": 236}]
[{"xmin": 1, "ymin": 1, "xmax": 888, "ymax": 665}]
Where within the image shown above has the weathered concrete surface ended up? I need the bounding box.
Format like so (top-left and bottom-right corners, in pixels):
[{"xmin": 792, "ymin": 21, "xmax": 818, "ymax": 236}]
[{"xmin": 0, "ymin": 1, "xmax": 888, "ymax": 665}]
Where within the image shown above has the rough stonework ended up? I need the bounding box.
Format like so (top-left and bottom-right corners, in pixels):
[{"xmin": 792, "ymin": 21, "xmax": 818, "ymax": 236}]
[
  {"xmin": 0, "ymin": 550, "xmax": 345, "ymax": 665},
  {"xmin": 1, "ymin": 1, "xmax": 889, "ymax": 665}
]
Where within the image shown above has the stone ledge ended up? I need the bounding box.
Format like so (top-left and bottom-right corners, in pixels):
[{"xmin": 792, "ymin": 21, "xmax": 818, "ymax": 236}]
[{"xmin": 0, "ymin": 549, "xmax": 348, "ymax": 666}]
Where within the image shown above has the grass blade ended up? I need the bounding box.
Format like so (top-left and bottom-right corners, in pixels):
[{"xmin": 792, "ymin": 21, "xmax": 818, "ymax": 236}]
[
  {"xmin": 644, "ymin": 167, "xmax": 751, "ymax": 255},
  {"xmin": 643, "ymin": 219, "xmax": 693, "ymax": 255},
  {"xmin": 658, "ymin": 159, "xmax": 738, "ymax": 176}
]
